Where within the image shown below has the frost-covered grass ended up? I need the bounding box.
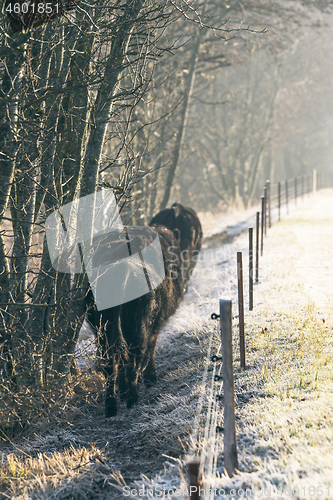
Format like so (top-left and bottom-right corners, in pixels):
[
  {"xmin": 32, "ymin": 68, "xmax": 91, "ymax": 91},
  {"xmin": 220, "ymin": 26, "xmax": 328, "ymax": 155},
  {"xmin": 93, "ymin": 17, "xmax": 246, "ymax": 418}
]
[
  {"xmin": 1, "ymin": 189, "xmax": 333, "ymax": 500},
  {"xmin": 138, "ymin": 189, "xmax": 333, "ymax": 499}
]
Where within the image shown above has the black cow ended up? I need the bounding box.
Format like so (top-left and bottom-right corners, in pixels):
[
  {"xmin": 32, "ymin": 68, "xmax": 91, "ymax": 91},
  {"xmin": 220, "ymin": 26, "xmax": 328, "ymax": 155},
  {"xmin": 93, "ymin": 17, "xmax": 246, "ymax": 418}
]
[{"xmin": 86, "ymin": 203, "xmax": 203, "ymax": 417}]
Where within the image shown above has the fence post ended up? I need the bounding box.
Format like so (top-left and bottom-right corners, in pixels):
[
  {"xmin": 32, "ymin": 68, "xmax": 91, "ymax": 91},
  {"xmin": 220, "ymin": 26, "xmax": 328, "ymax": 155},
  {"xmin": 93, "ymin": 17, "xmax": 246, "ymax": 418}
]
[
  {"xmin": 260, "ymin": 196, "xmax": 264, "ymax": 257},
  {"xmin": 294, "ymin": 177, "xmax": 297, "ymax": 206},
  {"xmin": 313, "ymin": 169, "xmax": 317, "ymax": 193},
  {"xmin": 285, "ymin": 179, "xmax": 289, "ymax": 215},
  {"xmin": 278, "ymin": 181, "xmax": 281, "ymax": 221},
  {"xmin": 266, "ymin": 180, "xmax": 271, "ymax": 228},
  {"xmin": 263, "ymin": 186, "xmax": 267, "ymax": 236},
  {"xmin": 187, "ymin": 459, "xmax": 200, "ymax": 500},
  {"xmin": 237, "ymin": 252, "xmax": 245, "ymax": 369},
  {"xmin": 249, "ymin": 228, "xmax": 253, "ymax": 311},
  {"xmin": 220, "ymin": 298, "xmax": 239, "ymax": 477},
  {"xmin": 255, "ymin": 212, "xmax": 259, "ymax": 283}
]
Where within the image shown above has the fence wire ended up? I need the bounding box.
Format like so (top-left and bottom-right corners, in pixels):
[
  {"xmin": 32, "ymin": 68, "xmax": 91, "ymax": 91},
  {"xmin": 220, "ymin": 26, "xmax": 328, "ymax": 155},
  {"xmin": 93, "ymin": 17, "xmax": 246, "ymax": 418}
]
[{"xmin": 186, "ymin": 170, "xmax": 333, "ymax": 495}]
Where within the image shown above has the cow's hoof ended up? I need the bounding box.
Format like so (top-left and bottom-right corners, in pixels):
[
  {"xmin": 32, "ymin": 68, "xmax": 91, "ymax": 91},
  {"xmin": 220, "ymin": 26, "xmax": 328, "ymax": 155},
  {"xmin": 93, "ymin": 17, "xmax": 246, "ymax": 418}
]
[
  {"xmin": 105, "ymin": 398, "xmax": 117, "ymax": 418},
  {"xmin": 127, "ymin": 395, "xmax": 138, "ymax": 409},
  {"xmin": 144, "ymin": 378, "xmax": 157, "ymax": 388},
  {"xmin": 105, "ymin": 406, "xmax": 117, "ymax": 418},
  {"xmin": 143, "ymin": 372, "xmax": 157, "ymax": 387}
]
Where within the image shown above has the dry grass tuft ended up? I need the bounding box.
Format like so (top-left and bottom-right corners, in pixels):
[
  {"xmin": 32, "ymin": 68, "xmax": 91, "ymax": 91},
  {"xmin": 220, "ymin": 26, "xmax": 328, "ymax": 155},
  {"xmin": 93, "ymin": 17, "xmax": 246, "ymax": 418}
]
[
  {"xmin": 0, "ymin": 369, "xmax": 105, "ymax": 435},
  {"xmin": 0, "ymin": 443, "xmax": 126, "ymax": 499}
]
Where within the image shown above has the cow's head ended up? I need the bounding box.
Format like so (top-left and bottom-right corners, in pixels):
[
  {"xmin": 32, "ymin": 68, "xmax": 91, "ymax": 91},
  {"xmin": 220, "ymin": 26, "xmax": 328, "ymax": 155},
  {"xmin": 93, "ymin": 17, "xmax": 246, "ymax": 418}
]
[{"xmin": 149, "ymin": 203, "xmax": 203, "ymax": 254}]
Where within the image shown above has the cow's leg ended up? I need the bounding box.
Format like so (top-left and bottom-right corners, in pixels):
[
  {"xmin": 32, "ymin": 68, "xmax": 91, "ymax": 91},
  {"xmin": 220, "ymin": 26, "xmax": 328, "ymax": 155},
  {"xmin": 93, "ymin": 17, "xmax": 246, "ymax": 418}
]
[
  {"xmin": 126, "ymin": 356, "xmax": 139, "ymax": 409},
  {"xmin": 142, "ymin": 335, "xmax": 159, "ymax": 386},
  {"xmin": 104, "ymin": 359, "xmax": 118, "ymax": 418},
  {"xmin": 142, "ymin": 357, "xmax": 157, "ymax": 386},
  {"xmin": 118, "ymin": 364, "xmax": 128, "ymax": 401}
]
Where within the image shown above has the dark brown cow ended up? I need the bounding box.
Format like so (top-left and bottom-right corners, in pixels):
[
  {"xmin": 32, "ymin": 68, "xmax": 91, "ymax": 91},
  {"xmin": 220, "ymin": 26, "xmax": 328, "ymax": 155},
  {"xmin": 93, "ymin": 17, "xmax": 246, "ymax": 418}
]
[{"xmin": 86, "ymin": 203, "xmax": 203, "ymax": 417}]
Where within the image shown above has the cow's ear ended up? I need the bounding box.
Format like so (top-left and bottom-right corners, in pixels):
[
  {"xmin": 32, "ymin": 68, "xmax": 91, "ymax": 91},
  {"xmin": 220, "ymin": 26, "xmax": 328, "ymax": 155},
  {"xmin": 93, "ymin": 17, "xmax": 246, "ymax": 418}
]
[{"xmin": 173, "ymin": 228, "xmax": 181, "ymax": 244}]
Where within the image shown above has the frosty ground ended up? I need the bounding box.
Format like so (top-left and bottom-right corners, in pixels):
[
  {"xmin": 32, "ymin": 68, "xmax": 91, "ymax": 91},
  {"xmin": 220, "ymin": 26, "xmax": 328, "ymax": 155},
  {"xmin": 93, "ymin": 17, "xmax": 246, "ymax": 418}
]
[{"xmin": 1, "ymin": 189, "xmax": 333, "ymax": 500}]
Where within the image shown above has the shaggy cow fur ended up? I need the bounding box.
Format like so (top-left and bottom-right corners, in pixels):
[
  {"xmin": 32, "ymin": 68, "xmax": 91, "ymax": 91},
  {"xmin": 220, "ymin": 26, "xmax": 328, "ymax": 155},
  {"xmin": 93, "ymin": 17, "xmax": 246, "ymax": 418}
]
[{"xmin": 86, "ymin": 203, "xmax": 203, "ymax": 417}]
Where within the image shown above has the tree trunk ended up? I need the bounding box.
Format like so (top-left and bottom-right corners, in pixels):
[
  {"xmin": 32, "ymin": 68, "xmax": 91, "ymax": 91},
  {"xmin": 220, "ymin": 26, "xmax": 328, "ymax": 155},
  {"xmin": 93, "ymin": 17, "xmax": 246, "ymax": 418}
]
[
  {"xmin": 159, "ymin": 28, "xmax": 205, "ymax": 211},
  {"xmin": 245, "ymin": 73, "xmax": 279, "ymax": 207},
  {"xmin": 0, "ymin": 37, "xmax": 26, "ymax": 384}
]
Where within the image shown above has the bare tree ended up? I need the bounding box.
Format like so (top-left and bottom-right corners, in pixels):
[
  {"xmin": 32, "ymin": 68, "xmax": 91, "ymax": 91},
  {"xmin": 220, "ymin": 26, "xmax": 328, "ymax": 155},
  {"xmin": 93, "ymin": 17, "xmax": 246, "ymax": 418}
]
[
  {"xmin": 1, "ymin": 0, "xmax": 331, "ymax": 426},
  {"xmin": 0, "ymin": 0, "xmax": 188, "ymax": 423}
]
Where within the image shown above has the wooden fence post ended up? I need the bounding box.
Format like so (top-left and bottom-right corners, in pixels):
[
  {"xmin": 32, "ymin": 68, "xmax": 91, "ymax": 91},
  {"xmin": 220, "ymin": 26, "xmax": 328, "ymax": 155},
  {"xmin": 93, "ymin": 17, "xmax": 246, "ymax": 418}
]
[
  {"xmin": 255, "ymin": 212, "xmax": 259, "ymax": 283},
  {"xmin": 187, "ymin": 459, "xmax": 200, "ymax": 500},
  {"xmin": 285, "ymin": 179, "xmax": 289, "ymax": 214},
  {"xmin": 278, "ymin": 181, "xmax": 281, "ymax": 221},
  {"xmin": 260, "ymin": 196, "xmax": 264, "ymax": 257},
  {"xmin": 237, "ymin": 252, "xmax": 245, "ymax": 369},
  {"xmin": 266, "ymin": 180, "xmax": 271, "ymax": 228},
  {"xmin": 263, "ymin": 186, "xmax": 267, "ymax": 236},
  {"xmin": 220, "ymin": 298, "xmax": 239, "ymax": 477},
  {"xmin": 249, "ymin": 228, "xmax": 253, "ymax": 311}
]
